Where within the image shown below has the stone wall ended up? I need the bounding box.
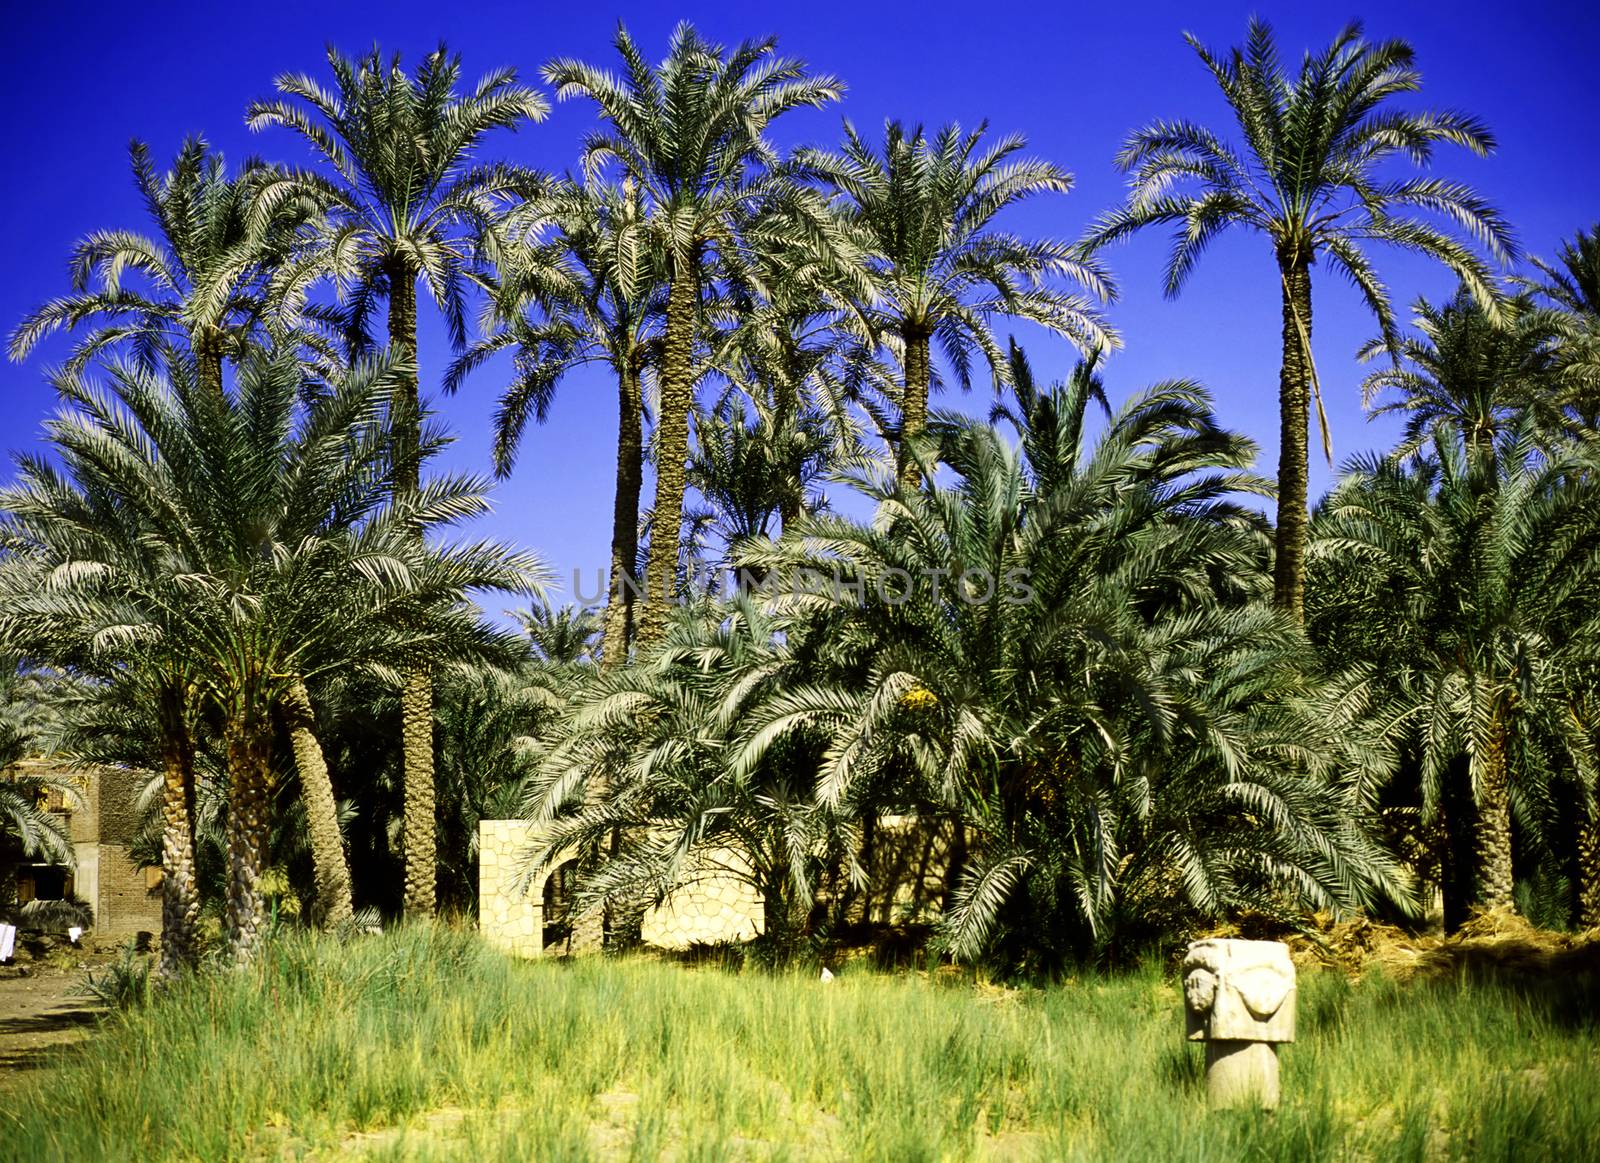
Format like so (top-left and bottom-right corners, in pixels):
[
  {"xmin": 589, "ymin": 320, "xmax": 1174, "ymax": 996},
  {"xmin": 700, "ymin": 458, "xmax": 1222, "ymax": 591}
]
[
  {"xmin": 478, "ymin": 821, "xmax": 764, "ymax": 957},
  {"xmin": 841, "ymin": 815, "xmax": 957, "ymax": 926},
  {"xmin": 478, "ymin": 820, "xmax": 547, "ymax": 958},
  {"xmin": 637, "ymin": 847, "xmax": 764, "ymax": 950},
  {"xmin": 478, "ymin": 816, "xmax": 954, "ymax": 957}
]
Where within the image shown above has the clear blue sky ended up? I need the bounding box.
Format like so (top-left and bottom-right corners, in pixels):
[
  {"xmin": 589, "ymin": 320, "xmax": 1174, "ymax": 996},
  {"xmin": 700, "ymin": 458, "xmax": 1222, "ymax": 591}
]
[{"xmin": 4, "ymin": 1, "xmax": 1595, "ymax": 604}]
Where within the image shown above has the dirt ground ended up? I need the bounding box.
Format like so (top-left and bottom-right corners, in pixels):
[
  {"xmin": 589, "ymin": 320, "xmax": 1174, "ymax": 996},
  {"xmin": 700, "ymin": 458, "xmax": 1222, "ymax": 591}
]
[{"xmin": 0, "ymin": 957, "xmax": 106, "ymax": 1092}]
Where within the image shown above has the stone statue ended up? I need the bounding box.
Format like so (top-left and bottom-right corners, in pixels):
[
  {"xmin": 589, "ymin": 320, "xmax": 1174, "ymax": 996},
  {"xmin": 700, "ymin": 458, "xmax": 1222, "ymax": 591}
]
[{"xmin": 1182, "ymin": 938, "xmax": 1296, "ymax": 1108}]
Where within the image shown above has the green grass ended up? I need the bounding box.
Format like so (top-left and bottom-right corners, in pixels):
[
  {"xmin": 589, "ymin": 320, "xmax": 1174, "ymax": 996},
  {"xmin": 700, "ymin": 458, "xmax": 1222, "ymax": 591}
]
[{"xmin": 2, "ymin": 926, "xmax": 1595, "ymax": 1161}]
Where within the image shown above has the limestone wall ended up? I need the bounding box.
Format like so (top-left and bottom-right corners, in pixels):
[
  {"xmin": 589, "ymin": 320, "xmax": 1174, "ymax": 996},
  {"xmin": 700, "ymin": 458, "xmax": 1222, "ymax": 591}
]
[
  {"xmin": 478, "ymin": 820, "xmax": 545, "ymax": 958},
  {"xmin": 477, "ymin": 815, "xmax": 953, "ymax": 958},
  {"xmin": 845, "ymin": 815, "xmax": 957, "ymax": 925},
  {"xmin": 637, "ymin": 847, "xmax": 764, "ymax": 950},
  {"xmin": 478, "ymin": 821, "xmax": 763, "ymax": 957}
]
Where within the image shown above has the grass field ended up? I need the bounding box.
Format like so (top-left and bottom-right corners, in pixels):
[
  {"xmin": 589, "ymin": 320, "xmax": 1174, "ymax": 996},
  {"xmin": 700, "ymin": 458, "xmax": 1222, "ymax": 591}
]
[{"xmin": 2, "ymin": 925, "xmax": 1595, "ymax": 1161}]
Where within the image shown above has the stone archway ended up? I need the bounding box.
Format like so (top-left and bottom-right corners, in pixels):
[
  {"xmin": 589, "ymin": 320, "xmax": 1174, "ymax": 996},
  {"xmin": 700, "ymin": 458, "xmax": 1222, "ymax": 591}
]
[
  {"xmin": 478, "ymin": 821, "xmax": 769, "ymax": 957},
  {"xmin": 477, "ymin": 821, "xmax": 575, "ymax": 958}
]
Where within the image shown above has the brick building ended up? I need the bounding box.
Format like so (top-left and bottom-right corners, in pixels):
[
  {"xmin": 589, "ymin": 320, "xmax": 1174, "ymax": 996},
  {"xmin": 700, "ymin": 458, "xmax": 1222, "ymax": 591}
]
[{"xmin": 3, "ymin": 762, "xmax": 163, "ymax": 939}]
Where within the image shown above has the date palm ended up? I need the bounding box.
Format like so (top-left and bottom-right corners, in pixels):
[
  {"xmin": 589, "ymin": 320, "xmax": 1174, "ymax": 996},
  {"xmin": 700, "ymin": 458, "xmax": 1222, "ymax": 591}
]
[
  {"xmin": 248, "ymin": 44, "xmax": 549, "ymax": 917},
  {"xmin": 712, "ymin": 204, "xmax": 879, "ymax": 536},
  {"xmin": 0, "ymin": 684, "xmax": 77, "ymax": 873},
  {"xmin": 735, "ymin": 368, "xmax": 1401, "ymax": 965},
  {"xmin": 1310, "ymin": 433, "xmax": 1600, "ymax": 918},
  {"xmin": 1, "ymin": 343, "xmax": 538, "ymax": 960},
  {"xmin": 450, "ymin": 179, "xmax": 660, "ymax": 667},
  {"xmin": 1361, "ymin": 290, "xmax": 1562, "ymax": 464},
  {"xmin": 1528, "ymin": 225, "xmax": 1600, "ymax": 317},
  {"xmin": 1524, "ymin": 226, "xmax": 1600, "ymax": 425},
  {"xmin": 7, "ymin": 138, "xmax": 310, "ymax": 395},
  {"xmin": 543, "ymin": 22, "xmax": 844, "ymax": 648},
  {"xmin": 796, "ymin": 120, "xmax": 1114, "ymax": 489},
  {"xmin": 0, "ymin": 435, "xmax": 209, "ymax": 974},
  {"xmin": 1085, "ymin": 18, "xmax": 1514, "ymax": 623}
]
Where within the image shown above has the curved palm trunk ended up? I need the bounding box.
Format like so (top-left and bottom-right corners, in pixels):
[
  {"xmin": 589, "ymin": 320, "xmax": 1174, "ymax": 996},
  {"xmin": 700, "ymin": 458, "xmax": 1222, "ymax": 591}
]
[
  {"xmin": 638, "ymin": 271, "xmax": 697, "ymax": 648},
  {"xmin": 281, "ymin": 679, "xmax": 353, "ymax": 929},
  {"xmin": 1474, "ymin": 702, "xmax": 1515, "ymax": 912},
  {"xmin": 602, "ymin": 360, "xmax": 644, "ymax": 669},
  {"xmin": 156, "ymin": 708, "xmax": 200, "ymax": 981},
  {"xmin": 1273, "ymin": 260, "xmax": 1313, "ymax": 625},
  {"xmin": 898, "ymin": 325, "xmax": 931, "ymax": 492},
  {"xmin": 390, "ymin": 269, "xmax": 437, "ymax": 920},
  {"xmin": 224, "ymin": 718, "xmax": 272, "ymax": 964}
]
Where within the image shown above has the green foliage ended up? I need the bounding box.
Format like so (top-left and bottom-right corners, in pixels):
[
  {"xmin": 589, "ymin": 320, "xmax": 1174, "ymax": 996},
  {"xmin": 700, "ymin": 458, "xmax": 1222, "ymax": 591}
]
[{"xmin": 77, "ymin": 940, "xmax": 154, "ymax": 1010}]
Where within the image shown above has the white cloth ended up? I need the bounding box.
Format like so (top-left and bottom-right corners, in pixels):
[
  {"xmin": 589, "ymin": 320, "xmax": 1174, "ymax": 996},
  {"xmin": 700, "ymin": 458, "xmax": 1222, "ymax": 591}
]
[{"xmin": 0, "ymin": 923, "xmax": 15, "ymax": 962}]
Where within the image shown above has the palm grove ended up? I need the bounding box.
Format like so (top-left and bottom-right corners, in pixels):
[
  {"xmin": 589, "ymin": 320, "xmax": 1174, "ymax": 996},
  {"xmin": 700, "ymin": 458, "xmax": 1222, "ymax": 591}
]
[{"xmin": 2, "ymin": 19, "xmax": 1598, "ymax": 978}]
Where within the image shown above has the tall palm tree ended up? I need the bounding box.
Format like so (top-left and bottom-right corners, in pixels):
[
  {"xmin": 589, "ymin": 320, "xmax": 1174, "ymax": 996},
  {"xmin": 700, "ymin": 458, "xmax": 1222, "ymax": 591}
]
[
  {"xmin": 247, "ymin": 44, "xmax": 549, "ymax": 917},
  {"xmin": 7, "ymin": 138, "xmax": 312, "ymax": 395},
  {"xmin": 712, "ymin": 202, "xmax": 878, "ymax": 535},
  {"xmin": 1085, "ymin": 18, "xmax": 1514, "ymax": 623},
  {"xmin": 543, "ymin": 22, "xmax": 844, "ymax": 648},
  {"xmin": 1, "ymin": 343, "xmax": 538, "ymax": 960},
  {"xmin": 1310, "ymin": 434, "xmax": 1600, "ymax": 918},
  {"xmin": 450, "ymin": 179, "xmax": 660, "ymax": 667},
  {"xmin": 0, "ymin": 437, "xmax": 209, "ymax": 975},
  {"xmin": 797, "ymin": 120, "xmax": 1114, "ymax": 489}
]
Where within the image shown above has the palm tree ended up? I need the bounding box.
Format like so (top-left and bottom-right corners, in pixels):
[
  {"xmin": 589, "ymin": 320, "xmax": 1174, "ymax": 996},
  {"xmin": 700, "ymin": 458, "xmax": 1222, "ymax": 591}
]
[
  {"xmin": 543, "ymin": 22, "xmax": 844, "ymax": 648},
  {"xmin": 1523, "ymin": 226, "xmax": 1600, "ymax": 426},
  {"xmin": 516, "ymin": 602, "xmax": 601, "ymax": 666},
  {"xmin": 735, "ymin": 367, "xmax": 1400, "ymax": 966},
  {"xmin": 1360, "ymin": 290, "xmax": 1562, "ymax": 464},
  {"xmin": 711, "ymin": 203, "xmax": 878, "ymax": 536},
  {"xmin": 797, "ymin": 120, "xmax": 1115, "ymax": 489},
  {"xmin": 0, "ymin": 679, "xmax": 77, "ymax": 879},
  {"xmin": 1310, "ymin": 433, "xmax": 1600, "ymax": 919},
  {"xmin": 1528, "ymin": 225, "xmax": 1600, "ymax": 316},
  {"xmin": 1085, "ymin": 18, "xmax": 1514, "ymax": 624},
  {"xmin": 0, "ymin": 432, "xmax": 211, "ymax": 975},
  {"xmin": 1, "ymin": 343, "xmax": 539, "ymax": 960},
  {"xmin": 520, "ymin": 599, "xmax": 841, "ymax": 953},
  {"xmin": 450, "ymin": 179, "xmax": 660, "ymax": 667},
  {"xmin": 7, "ymin": 138, "xmax": 313, "ymax": 395},
  {"xmin": 247, "ymin": 44, "xmax": 549, "ymax": 918}
]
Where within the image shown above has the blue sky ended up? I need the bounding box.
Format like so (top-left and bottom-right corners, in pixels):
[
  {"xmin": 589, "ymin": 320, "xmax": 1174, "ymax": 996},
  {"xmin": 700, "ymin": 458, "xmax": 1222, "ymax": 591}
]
[{"xmin": 4, "ymin": 1, "xmax": 1595, "ymax": 605}]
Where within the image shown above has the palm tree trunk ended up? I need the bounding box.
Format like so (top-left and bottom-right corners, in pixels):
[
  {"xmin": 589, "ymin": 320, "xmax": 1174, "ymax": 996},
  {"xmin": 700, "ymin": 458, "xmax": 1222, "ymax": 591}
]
[
  {"xmin": 389, "ymin": 268, "xmax": 437, "ymax": 920},
  {"xmin": 638, "ymin": 270, "xmax": 697, "ymax": 647},
  {"xmin": 281, "ymin": 679, "xmax": 353, "ymax": 929},
  {"xmin": 1474, "ymin": 703, "xmax": 1515, "ymax": 912},
  {"xmin": 1273, "ymin": 259, "xmax": 1313, "ymax": 625},
  {"xmin": 1576, "ymin": 798, "xmax": 1600, "ymax": 929},
  {"xmin": 602, "ymin": 360, "xmax": 644, "ymax": 669},
  {"xmin": 898, "ymin": 325, "xmax": 931, "ymax": 492},
  {"xmin": 224, "ymin": 718, "xmax": 271, "ymax": 965},
  {"xmin": 197, "ymin": 345, "xmax": 225, "ymax": 401},
  {"xmin": 156, "ymin": 711, "xmax": 200, "ymax": 981},
  {"xmin": 401, "ymin": 669, "xmax": 436, "ymax": 918}
]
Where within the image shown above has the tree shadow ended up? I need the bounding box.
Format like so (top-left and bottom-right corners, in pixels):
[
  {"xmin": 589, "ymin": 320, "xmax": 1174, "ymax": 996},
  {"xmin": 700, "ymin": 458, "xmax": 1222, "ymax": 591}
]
[{"xmin": 0, "ymin": 999, "xmax": 100, "ymax": 1077}]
